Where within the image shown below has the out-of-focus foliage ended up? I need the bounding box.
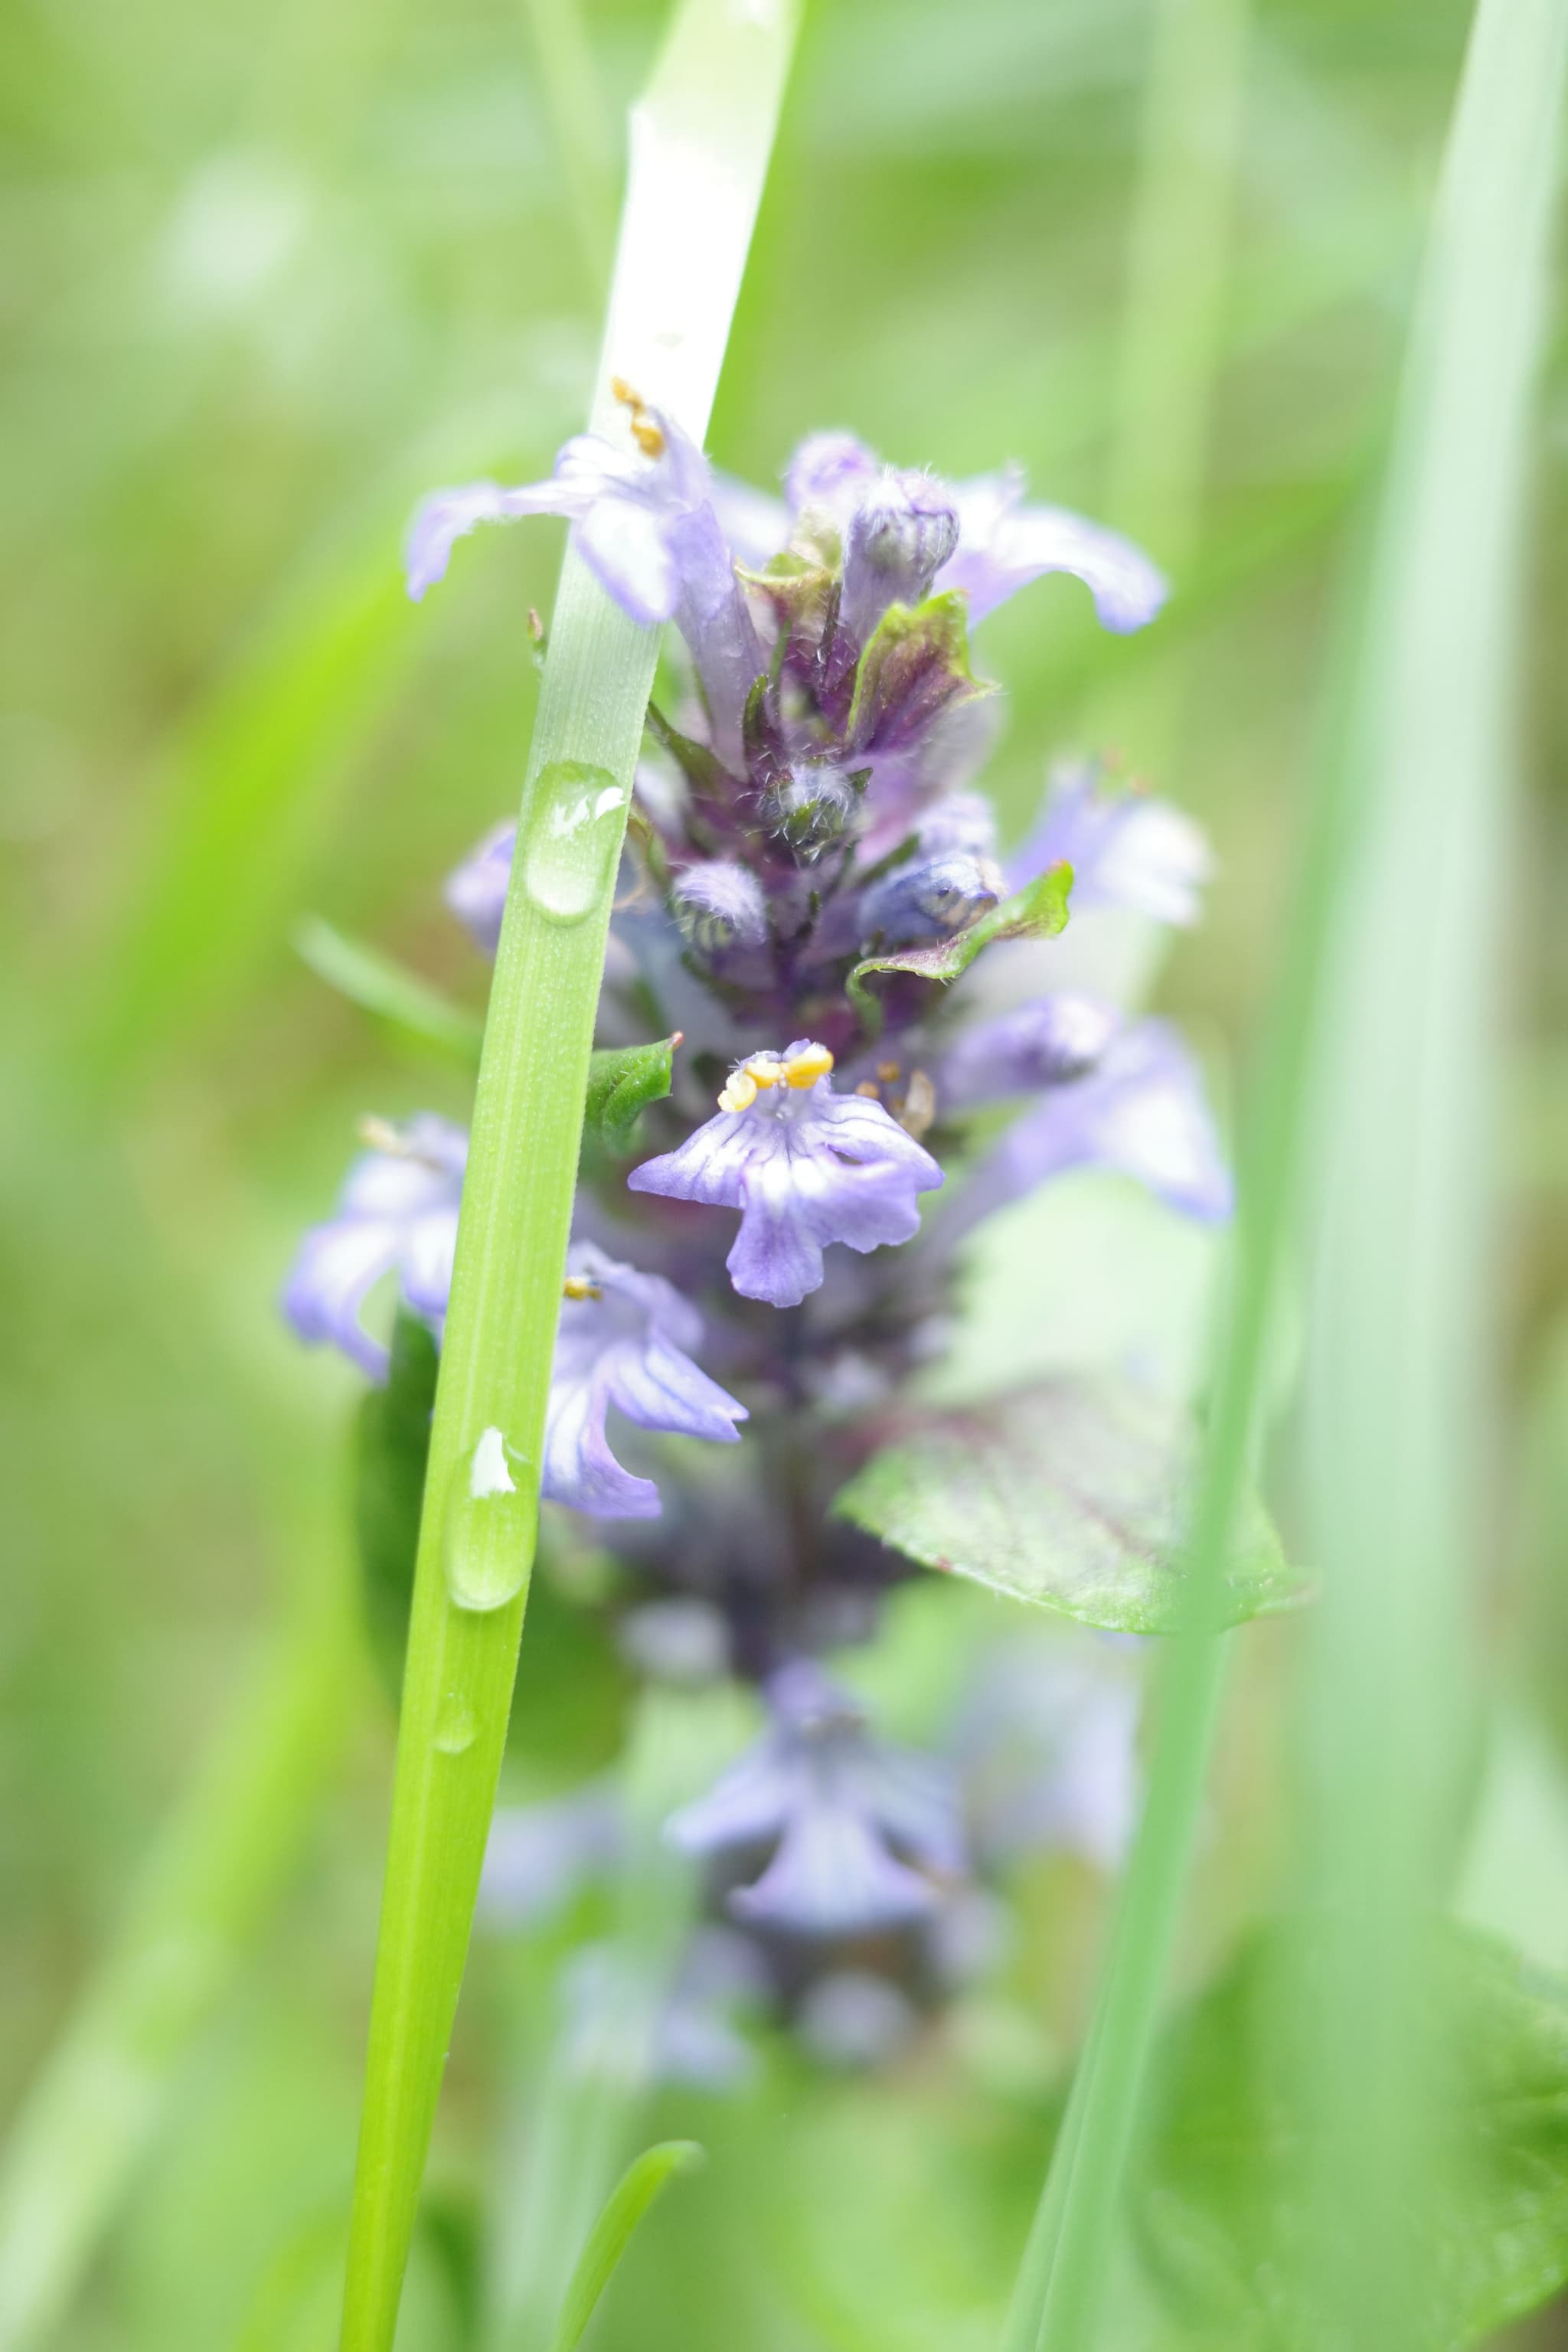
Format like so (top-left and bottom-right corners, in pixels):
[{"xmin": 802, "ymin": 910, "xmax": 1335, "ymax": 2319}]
[{"xmin": 5, "ymin": 0, "xmax": 1568, "ymax": 2343}]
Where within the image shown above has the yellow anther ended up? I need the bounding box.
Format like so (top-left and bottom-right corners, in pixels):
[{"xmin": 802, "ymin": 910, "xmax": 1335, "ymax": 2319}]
[
  {"xmin": 718, "ymin": 1070, "xmax": 759, "ymax": 1114},
  {"xmin": 743, "ymin": 1054, "xmax": 783, "ymax": 1089},
  {"xmin": 784, "ymin": 1043, "xmax": 835, "ymax": 1089},
  {"xmin": 611, "ymin": 375, "xmax": 665, "ymax": 459},
  {"xmin": 876, "ymin": 1060, "xmax": 901, "ymax": 1084},
  {"xmin": 563, "ymin": 1274, "xmax": 603, "ymax": 1302},
  {"xmin": 854, "ymin": 1080, "xmax": 881, "ymax": 1099}
]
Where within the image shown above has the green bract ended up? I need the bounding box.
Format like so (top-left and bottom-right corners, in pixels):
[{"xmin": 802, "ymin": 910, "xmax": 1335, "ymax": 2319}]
[{"xmin": 833, "ymin": 1376, "xmax": 1300, "ymax": 1634}]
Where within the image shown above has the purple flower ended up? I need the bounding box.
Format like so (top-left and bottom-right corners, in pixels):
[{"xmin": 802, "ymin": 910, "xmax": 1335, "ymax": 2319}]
[
  {"xmin": 744, "ymin": 432, "xmax": 1166, "ymax": 637},
  {"xmin": 282, "ymin": 1113, "xmax": 466, "ymax": 1377},
  {"xmin": 445, "ymin": 817, "xmax": 515, "ymax": 956},
  {"xmin": 667, "ymin": 1660, "xmax": 963, "ymax": 1937},
  {"xmin": 544, "ymin": 1242, "xmax": 747, "ymax": 1519},
  {"xmin": 942, "ymin": 1021, "xmax": 1233, "ymax": 1245},
  {"xmin": 1007, "ymin": 760, "xmax": 1211, "ymax": 924},
  {"xmin": 627, "ymin": 1040, "xmax": 943, "ymax": 1309},
  {"xmin": 407, "ymin": 394, "xmax": 762, "ymax": 761},
  {"xmin": 939, "ymin": 994, "xmax": 1122, "ymax": 1107}
]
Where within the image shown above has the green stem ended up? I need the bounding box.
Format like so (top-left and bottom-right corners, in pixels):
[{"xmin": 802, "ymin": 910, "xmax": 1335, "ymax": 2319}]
[
  {"xmin": 336, "ymin": 10, "xmax": 799, "ymax": 2346},
  {"xmin": 0, "ymin": 1563, "xmax": 361, "ymax": 2351}
]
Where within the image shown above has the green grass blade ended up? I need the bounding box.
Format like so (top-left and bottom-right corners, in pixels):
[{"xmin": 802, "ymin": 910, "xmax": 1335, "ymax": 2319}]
[
  {"xmin": 294, "ymin": 915, "xmax": 485, "ymax": 1063},
  {"xmin": 545, "ymin": 2142, "xmax": 704, "ymax": 2352},
  {"xmin": 1290, "ymin": 0, "xmax": 1568, "ymax": 2335},
  {"xmin": 1004, "ymin": 3, "xmax": 1568, "ymax": 2347},
  {"xmin": 335, "ymin": 8, "xmax": 799, "ymax": 2347}
]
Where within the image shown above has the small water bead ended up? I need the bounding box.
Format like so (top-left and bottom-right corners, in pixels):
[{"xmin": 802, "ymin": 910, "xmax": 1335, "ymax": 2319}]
[
  {"xmin": 520, "ymin": 759, "xmax": 628, "ymax": 923},
  {"xmin": 433, "ymin": 1694, "xmax": 478, "ymax": 1755},
  {"xmin": 443, "ymin": 1425, "xmax": 536, "ymax": 1612}
]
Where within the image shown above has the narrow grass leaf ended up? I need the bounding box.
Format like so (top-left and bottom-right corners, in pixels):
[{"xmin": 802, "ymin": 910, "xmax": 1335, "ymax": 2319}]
[
  {"xmin": 336, "ymin": 7, "xmax": 800, "ymax": 2347},
  {"xmin": 296, "ymin": 916, "xmax": 485, "ymax": 1064}
]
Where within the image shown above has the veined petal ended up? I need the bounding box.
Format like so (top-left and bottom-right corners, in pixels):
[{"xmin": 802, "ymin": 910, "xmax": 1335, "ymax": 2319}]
[
  {"xmin": 404, "ymin": 474, "xmax": 596, "ymax": 601},
  {"xmin": 666, "ymin": 1744, "xmax": 796, "ymax": 1854},
  {"xmin": 730, "ymin": 1796, "xmax": 938, "ymax": 1936},
  {"xmin": 728, "ymin": 1154, "xmax": 923, "ymax": 1308},
  {"xmin": 400, "ymin": 1207, "xmax": 459, "ymax": 1321},
  {"xmin": 941, "ymin": 995, "xmax": 1121, "ymax": 1109},
  {"xmin": 541, "ymin": 1363, "xmax": 661, "ymax": 1519},
  {"xmin": 281, "ymin": 1216, "xmax": 402, "ymax": 1378},
  {"xmin": 576, "ymin": 492, "xmax": 680, "ymax": 625},
  {"xmin": 603, "ymin": 1333, "xmax": 747, "ymax": 1446},
  {"xmin": 941, "ymin": 469, "xmax": 1168, "ymax": 633}
]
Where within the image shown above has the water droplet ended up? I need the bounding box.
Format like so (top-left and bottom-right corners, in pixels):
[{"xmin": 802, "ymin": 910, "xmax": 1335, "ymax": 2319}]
[
  {"xmin": 443, "ymin": 1426, "xmax": 536, "ymax": 1612},
  {"xmin": 520, "ymin": 759, "xmax": 628, "ymax": 923},
  {"xmin": 433, "ymin": 1694, "xmax": 477, "ymax": 1754}
]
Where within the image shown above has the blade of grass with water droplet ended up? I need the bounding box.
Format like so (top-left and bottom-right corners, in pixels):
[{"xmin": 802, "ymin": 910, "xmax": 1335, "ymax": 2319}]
[{"xmin": 335, "ymin": 7, "xmax": 800, "ymax": 2346}]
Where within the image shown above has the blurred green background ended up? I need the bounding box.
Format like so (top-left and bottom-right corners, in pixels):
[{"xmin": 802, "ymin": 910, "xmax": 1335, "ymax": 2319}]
[{"xmin": 5, "ymin": 0, "xmax": 1568, "ymax": 2342}]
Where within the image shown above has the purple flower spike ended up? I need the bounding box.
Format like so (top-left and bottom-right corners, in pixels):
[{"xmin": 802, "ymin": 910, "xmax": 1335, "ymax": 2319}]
[
  {"xmin": 1008, "ymin": 760, "xmax": 1211, "ymax": 925},
  {"xmin": 445, "ymin": 817, "xmax": 516, "ymax": 956},
  {"xmin": 947, "ymin": 1021, "xmax": 1233, "ymax": 1245},
  {"xmin": 940, "ymin": 466, "xmax": 1168, "ymax": 634},
  {"xmin": 544, "ymin": 1243, "xmax": 747, "ymax": 1520},
  {"xmin": 627, "ymin": 1041, "xmax": 943, "ymax": 1308},
  {"xmin": 282, "ymin": 1113, "xmax": 466, "ymax": 1378},
  {"xmin": 667, "ymin": 1660, "xmax": 963, "ymax": 1939}
]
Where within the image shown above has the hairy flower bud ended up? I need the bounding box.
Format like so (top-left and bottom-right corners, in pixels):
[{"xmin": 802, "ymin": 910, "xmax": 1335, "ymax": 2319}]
[
  {"xmin": 671, "ymin": 859, "xmax": 769, "ymax": 956},
  {"xmin": 763, "ymin": 760, "xmax": 867, "ymax": 860},
  {"xmin": 860, "ymin": 848, "xmax": 1003, "ymax": 948},
  {"xmin": 841, "ymin": 468, "xmax": 961, "ymax": 646}
]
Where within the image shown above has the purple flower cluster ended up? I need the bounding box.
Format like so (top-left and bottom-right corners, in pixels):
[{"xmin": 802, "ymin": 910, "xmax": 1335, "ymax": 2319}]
[{"xmin": 286, "ymin": 392, "xmax": 1227, "ymax": 2054}]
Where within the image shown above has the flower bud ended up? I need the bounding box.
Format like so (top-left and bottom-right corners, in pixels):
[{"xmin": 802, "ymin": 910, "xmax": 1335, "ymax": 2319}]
[
  {"xmin": 841, "ymin": 469, "xmax": 960, "ymax": 646},
  {"xmin": 763, "ymin": 761, "xmax": 867, "ymax": 860},
  {"xmin": 860, "ymin": 848, "xmax": 1003, "ymax": 948},
  {"xmin": 670, "ymin": 859, "xmax": 769, "ymax": 956}
]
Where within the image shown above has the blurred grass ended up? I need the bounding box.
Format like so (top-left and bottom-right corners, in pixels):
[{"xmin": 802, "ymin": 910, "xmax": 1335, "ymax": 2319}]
[{"xmin": 5, "ymin": 0, "xmax": 1568, "ymax": 2344}]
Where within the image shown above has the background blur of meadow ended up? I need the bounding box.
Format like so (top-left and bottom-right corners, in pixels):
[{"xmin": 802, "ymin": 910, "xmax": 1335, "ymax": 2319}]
[{"xmin": 5, "ymin": 0, "xmax": 1568, "ymax": 2344}]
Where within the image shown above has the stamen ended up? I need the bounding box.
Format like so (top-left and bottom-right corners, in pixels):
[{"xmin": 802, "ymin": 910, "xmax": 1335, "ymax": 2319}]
[
  {"xmin": 610, "ymin": 375, "xmax": 666, "ymax": 459},
  {"xmin": 876, "ymin": 1060, "xmax": 901, "ymax": 1084},
  {"xmin": 743, "ymin": 1054, "xmax": 784, "ymax": 1089},
  {"xmin": 854, "ymin": 1080, "xmax": 881, "ymax": 1099},
  {"xmin": 783, "ymin": 1043, "xmax": 835, "ymax": 1089},
  {"xmin": 718, "ymin": 1069, "xmax": 759, "ymax": 1113},
  {"xmin": 356, "ymin": 1115, "xmax": 450, "ymax": 1172},
  {"xmin": 562, "ymin": 1275, "xmax": 603, "ymax": 1302}
]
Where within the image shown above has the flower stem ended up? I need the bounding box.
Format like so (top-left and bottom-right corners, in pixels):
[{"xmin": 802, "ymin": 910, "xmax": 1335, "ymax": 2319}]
[{"xmin": 335, "ymin": 9, "xmax": 799, "ymax": 2347}]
